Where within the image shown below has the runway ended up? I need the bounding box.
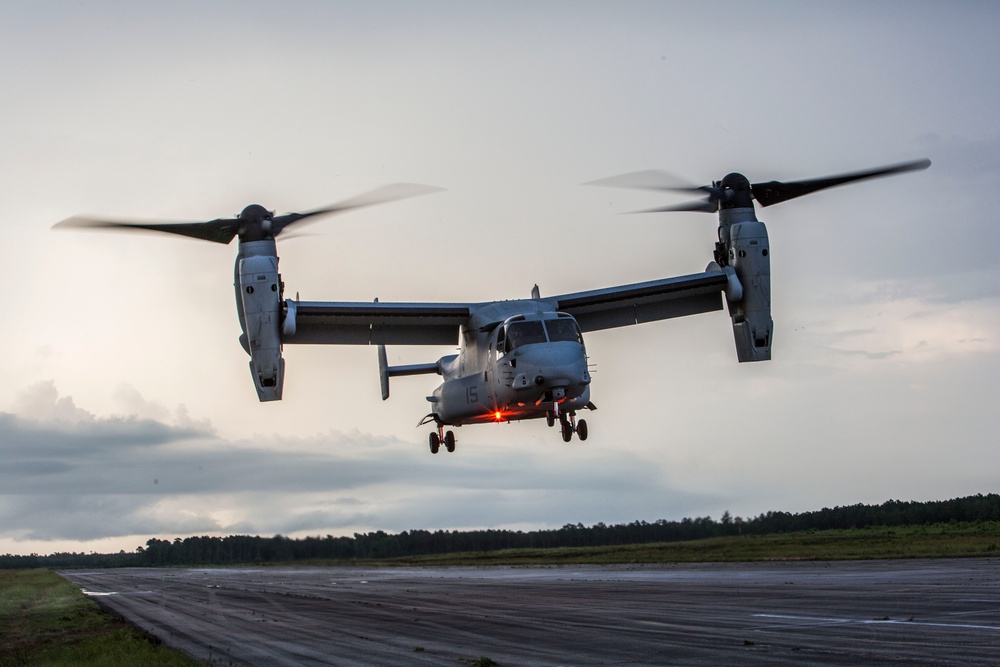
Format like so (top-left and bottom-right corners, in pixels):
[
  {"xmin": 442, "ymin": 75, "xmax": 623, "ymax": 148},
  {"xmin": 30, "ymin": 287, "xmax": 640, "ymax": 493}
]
[{"xmin": 62, "ymin": 559, "xmax": 999, "ymax": 666}]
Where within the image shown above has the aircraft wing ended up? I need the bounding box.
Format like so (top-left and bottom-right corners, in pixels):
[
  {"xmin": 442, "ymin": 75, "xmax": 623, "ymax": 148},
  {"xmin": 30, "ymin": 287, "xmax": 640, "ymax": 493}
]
[
  {"xmin": 546, "ymin": 270, "xmax": 729, "ymax": 332},
  {"xmin": 282, "ymin": 269, "xmax": 728, "ymax": 345},
  {"xmin": 283, "ymin": 301, "xmax": 472, "ymax": 346}
]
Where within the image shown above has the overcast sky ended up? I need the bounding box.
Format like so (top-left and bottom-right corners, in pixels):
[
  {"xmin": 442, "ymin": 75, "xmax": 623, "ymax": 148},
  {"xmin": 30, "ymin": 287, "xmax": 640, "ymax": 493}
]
[{"xmin": 2, "ymin": 1, "xmax": 997, "ymax": 555}]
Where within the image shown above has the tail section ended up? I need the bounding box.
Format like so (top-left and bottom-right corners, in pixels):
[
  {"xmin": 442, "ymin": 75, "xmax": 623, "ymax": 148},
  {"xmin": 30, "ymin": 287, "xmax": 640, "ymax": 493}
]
[{"xmin": 377, "ymin": 344, "xmax": 441, "ymax": 400}]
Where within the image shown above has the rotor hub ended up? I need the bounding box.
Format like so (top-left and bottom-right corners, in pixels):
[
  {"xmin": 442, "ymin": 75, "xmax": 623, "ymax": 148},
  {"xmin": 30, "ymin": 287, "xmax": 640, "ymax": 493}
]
[
  {"xmin": 238, "ymin": 204, "xmax": 275, "ymax": 241},
  {"xmin": 718, "ymin": 173, "xmax": 754, "ymax": 209}
]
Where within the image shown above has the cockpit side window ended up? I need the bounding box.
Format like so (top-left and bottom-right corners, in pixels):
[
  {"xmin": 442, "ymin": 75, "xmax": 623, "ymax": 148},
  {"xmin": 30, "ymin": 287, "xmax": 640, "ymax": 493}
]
[
  {"xmin": 545, "ymin": 318, "xmax": 583, "ymax": 344},
  {"xmin": 505, "ymin": 320, "xmax": 546, "ymax": 352}
]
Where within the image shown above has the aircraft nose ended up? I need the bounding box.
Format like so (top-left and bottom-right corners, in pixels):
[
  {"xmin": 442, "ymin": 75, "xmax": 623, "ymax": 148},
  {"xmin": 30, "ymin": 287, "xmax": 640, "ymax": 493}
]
[{"xmin": 510, "ymin": 342, "xmax": 589, "ymax": 390}]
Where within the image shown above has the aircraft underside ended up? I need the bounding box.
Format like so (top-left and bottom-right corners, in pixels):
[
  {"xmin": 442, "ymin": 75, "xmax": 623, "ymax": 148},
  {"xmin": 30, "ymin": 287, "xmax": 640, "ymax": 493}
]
[{"xmin": 424, "ymin": 398, "xmax": 594, "ymax": 454}]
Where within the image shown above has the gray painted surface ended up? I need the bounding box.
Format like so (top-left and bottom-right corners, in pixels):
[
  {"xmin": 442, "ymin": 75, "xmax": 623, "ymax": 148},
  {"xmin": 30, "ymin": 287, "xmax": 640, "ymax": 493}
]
[{"xmin": 63, "ymin": 559, "xmax": 999, "ymax": 666}]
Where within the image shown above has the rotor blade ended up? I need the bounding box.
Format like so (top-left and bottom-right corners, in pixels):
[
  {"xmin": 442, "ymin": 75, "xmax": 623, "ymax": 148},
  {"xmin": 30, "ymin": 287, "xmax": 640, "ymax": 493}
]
[
  {"xmin": 273, "ymin": 183, "xmax": 444, "ymax": 235},
  {"xmin": 584, "ymin": 169, "xmax": 708, "ymax": 194},
  {"xmin": 630, "ymin": 198, "xmax": 719, "ymax": 214},
  {"xmin": 53, "ymin": 216, "xmax": 240, "ymax": 244},
  {"xmin": 751, "ymin": 158, "xmax": 931, "ymax": 207},
  {"xmin": 271, "ymin": 231, "xmax": 321, "ymax": 242}
]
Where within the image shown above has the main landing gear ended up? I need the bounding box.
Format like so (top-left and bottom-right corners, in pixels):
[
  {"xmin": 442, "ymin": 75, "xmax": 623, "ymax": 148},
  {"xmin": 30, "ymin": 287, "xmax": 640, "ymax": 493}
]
[
  {"xmin": 428, "ymin": 424, "xmax": 456, "ymax": 454},
  {"xmin": 546, "ymin": 403, "xmax": 588, "ymax": 442}
]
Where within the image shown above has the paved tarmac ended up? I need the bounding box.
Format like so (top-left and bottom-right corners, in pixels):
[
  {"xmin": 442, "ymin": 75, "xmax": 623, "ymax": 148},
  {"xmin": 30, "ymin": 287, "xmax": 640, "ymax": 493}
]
[{"xmin": 62, "ymin": 559, "xmax": 998, "ymax": 666}]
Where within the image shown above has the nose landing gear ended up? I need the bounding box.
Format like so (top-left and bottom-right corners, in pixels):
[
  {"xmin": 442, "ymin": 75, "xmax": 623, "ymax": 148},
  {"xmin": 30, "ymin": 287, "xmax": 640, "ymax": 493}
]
[
  {"xmin": 547, "ymin": 401, "xmax": 588, "ymax": 442},
  {"xmin": 560, "ymin": 412, "xmax": 588, "ymax": 442},
  {"xmin": 428, "ymin": 424, "xmax": 457, "ymax": 454}
]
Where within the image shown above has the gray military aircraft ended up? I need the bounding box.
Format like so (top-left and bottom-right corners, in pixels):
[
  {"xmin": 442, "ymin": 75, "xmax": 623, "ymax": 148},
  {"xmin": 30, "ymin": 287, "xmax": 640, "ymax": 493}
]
[{"xmin": 56, "ymin": 159, "xmax": 929, "ymax": 453}]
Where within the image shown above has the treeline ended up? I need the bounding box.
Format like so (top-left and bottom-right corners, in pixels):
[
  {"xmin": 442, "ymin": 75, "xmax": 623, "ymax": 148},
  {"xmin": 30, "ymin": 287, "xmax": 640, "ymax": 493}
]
[{"xmin": 3, "ymin": 493, "xmax": 997, "ymax": 569}]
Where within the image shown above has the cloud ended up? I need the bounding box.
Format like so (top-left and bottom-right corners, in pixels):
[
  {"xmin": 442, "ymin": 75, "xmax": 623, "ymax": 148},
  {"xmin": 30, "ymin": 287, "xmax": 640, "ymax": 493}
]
[
  {"xmin": 112, "ymin": 384, "xmax": 172, "ymax": 422},
  {"xmin": 849, "ymin": 272, "xmax": 1000, "ymax": 307},
  {"xmin": 826, "ymin": 348, "xmax": 902, "ymax": 361},
  {"xmin": 12, "ymin": 380, "xmax": 92, "ymax": 423},
  {"xmin": 2, "ymin": 381, "xmax": 210, "ymax": 460},
  {"xmin": 0, "ymin": 383, "xmax": 702, "ymax": 545}
]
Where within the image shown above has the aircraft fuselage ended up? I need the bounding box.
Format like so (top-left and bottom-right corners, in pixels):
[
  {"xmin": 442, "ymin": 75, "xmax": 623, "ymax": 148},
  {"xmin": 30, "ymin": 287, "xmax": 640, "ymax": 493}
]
[{"xmin": 431, "ymin": 308, "xmax": 591, "ymax": 426}]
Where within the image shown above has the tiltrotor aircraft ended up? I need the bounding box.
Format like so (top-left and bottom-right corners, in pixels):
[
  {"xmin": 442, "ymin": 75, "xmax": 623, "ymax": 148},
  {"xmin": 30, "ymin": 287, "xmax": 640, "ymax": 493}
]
[{"xmin": 56, "ymin": 159, "xmax": 929, "ymax": 453}]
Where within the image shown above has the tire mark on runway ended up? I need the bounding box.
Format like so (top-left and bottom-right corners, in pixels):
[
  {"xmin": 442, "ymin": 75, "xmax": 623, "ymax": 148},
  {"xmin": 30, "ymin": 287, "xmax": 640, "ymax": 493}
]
[{"xmin": 754, "ymin": 613, "xmax": 1000, "ymax": 632}]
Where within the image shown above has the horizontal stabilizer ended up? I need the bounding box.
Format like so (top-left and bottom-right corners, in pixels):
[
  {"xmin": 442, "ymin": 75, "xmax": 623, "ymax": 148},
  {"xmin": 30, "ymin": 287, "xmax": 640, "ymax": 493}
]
[{"xmin": 378, "ymin": 344, "xmax": 441, "ymax": 400}]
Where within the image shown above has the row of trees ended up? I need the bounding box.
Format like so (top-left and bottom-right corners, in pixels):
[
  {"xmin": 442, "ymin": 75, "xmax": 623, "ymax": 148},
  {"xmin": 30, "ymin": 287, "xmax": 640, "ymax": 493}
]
[{"xmin": 3, "ymin": 493, "xmax": 996, "ymax": 569}]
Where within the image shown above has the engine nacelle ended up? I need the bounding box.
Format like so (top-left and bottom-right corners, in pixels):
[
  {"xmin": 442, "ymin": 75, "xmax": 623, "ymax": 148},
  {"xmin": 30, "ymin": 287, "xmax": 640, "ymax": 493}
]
[
  {"xmin": 721, "ymin": 210, "xmax": 772, "ymax": 362},
  {"xmin": 239, "ymin": 254, "xmax": 285, "ymax": 401}
]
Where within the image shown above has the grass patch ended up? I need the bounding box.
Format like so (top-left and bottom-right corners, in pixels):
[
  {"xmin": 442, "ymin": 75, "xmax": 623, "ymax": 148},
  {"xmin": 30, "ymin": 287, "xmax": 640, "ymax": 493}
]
[
  {"xmin": 323, "ymin": 521, "xmax": 1000, "ymax": 567},
  {"xmin": 0, "ymin": 569, "xmax": 199, "ymax": 667}
]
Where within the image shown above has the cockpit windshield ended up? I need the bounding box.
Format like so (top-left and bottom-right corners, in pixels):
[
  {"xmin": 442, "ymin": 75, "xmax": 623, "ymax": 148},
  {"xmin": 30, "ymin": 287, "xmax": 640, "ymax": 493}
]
[
  {"xmin": 505, "ymin": 321, "xmax": 547, "ymax": 350},
  {"xmin": 545, "ymin": 318, "xmax": 583, "ymax": 344},
  {"xmin": 501, "ymin": 316, "xmax": 583, "ymax": 353}
]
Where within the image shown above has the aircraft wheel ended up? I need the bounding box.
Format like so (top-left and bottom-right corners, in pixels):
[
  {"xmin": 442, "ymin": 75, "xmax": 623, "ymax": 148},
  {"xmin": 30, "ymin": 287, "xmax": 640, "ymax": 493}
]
[
  {"xmin": 429, "ymin": 432, "xmax": 440, "ymax": 454},
  {"xmin": 561, "ymin": 422, "xmax": 573, "ymax": 442},
  {"xmin": 546, "ymin": 412, "xmax": 555, "ymax": 427},
  {"xmin": 577, "ymin": 419, "xmax": 588, "ymax": 441},
  {"xmin": 444, "ymin": 430, "xmax": 456, "ymax": 453}
]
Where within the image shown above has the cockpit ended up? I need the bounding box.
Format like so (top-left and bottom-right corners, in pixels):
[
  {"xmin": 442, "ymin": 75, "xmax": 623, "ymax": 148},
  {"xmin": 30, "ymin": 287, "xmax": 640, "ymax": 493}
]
[{"xmin": 497, "ymin": 314, "xmax": 583, "ymax": 355}]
